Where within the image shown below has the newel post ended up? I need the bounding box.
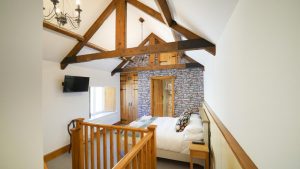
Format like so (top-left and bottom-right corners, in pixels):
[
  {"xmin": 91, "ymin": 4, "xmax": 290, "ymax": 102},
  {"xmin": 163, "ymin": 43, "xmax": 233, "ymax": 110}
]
[
  {"xmin": 148, "ymin": 125, "xmax": 157, "ymax": 169},
  {"xmin": 72, "ymin": 118, "xmax": 84, "ymax": 169}
]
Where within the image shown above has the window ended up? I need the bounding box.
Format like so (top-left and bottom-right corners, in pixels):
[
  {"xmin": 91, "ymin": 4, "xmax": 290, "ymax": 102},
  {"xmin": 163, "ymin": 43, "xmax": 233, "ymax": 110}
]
[{"xmin": 89, "ymin": 86, "xmax": 116, "ymax": 118}]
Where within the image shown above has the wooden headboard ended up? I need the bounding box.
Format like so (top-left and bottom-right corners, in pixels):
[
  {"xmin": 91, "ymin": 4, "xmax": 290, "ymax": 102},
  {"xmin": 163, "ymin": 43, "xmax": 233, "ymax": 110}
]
[{"xmin": 199, "ymin": 106, "xmax": 210, "ymax": 146}]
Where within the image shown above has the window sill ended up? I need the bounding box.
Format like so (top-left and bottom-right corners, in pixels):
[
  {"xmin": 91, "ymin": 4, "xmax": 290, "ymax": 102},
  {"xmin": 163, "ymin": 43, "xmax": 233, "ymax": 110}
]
[{"xmin": 88, "ymin": 111, "xmax": 116, "ymax": 121}]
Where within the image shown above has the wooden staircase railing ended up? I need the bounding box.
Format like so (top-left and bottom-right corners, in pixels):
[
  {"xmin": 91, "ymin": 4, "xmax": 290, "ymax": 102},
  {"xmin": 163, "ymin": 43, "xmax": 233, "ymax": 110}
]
[{"xmin": 71, "ymin": 118, "xmax": 157, "ymax": 169}]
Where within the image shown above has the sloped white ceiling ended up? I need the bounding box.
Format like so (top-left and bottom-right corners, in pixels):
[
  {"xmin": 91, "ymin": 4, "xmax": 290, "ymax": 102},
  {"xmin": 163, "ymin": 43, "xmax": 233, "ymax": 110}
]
[
  {"xmin": 43, "ymin": 0, "xmax": 238, "ymax": 71},
  {"xmin": 168, "ymin": 0, "xmax": 238, "ymax": 43},
  {"xmin": 167, "ymin": 0, "xmax": 238, "ymax": 65}
]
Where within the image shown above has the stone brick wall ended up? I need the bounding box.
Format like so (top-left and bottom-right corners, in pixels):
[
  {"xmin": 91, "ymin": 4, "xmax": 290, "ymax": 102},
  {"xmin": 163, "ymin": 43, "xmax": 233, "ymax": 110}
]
[
  {"xmin": 126, "ymin": 54, "xmax": 190, "ymax": 68},
  {"xmin": 126, "ymin": 54, "xmax": 149, "ymax": 68},
  {"xmin": 137, "ymin": 68, "xmax": 204, "ymax": 117}
]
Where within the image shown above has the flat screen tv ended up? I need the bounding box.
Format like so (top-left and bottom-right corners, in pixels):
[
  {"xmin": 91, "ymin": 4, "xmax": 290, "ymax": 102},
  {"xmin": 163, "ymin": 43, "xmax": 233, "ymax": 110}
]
[{"xmin": 63, "ymin": 75, "xmax": 89, "ymax": 92}]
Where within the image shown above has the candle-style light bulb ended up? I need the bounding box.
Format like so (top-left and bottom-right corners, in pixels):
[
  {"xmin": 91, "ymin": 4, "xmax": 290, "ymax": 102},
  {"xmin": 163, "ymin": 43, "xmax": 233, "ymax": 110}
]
[
  {"xmin": 76, "ymin": 0, "xmax": 80, "ymax": 5},
  {"xmin": 56, "ymin": 8, "xmax": 61, "ymax": 13},
  {"xmin": 74, "ymin": 11, "xmax": 79, "ymax": 17}
]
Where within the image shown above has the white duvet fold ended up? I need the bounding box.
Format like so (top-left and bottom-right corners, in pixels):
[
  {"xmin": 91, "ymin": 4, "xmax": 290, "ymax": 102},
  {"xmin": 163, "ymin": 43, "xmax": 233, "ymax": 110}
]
[
  {"xmin": 128, "ymin": 116, "xmax": 204, "ymax": 154},
  {"xmin": 151, "ymin": 117, "xmax": 191, "ymax": 154}
]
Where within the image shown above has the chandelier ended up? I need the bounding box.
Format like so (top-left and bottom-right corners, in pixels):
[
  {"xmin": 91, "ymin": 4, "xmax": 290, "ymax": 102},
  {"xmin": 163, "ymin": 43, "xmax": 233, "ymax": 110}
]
[{"xmin": 43, "ymin": 0, "xmax": 82, "ymax": 29}]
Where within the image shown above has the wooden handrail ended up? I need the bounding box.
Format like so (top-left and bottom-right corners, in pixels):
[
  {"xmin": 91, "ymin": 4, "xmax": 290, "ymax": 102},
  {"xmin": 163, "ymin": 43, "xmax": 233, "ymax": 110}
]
[
  {"xmin": 204, "ymin": 102, "xmax": 258, "ymax": 169},
  {"xmin": 82, "ymin": 121, "xmax": 149, "ymax": 132},
  {"xmin": 44, "ymin": 161, "xmax": 48, "ymax": 169},
  {"xmin": 113, "ymin": 132, "xmax": 153, "ymax": 169},
  {"xmin": 72, "ymin": 119, "xmax": 157, "ymax": 169}
]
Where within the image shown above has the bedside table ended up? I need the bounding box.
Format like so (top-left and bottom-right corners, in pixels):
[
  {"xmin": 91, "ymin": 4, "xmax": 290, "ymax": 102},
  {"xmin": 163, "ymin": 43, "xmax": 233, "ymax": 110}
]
[{"xmin": 189, "ymin": 143, "xmax": 209, "ymax": 169}]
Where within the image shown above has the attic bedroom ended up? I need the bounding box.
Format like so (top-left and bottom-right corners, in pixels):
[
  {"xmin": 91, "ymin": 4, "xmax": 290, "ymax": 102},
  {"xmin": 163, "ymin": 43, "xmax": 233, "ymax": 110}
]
[{"xmin": 1, "ymin": 0, "xmax": 299, "ymax": 169}]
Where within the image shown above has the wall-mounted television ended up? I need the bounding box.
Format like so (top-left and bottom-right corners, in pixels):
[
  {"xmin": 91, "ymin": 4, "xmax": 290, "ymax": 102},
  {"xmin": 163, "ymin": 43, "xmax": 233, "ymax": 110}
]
[{"xmin": 63, "ymin": 75, "xmax": 89, "ymax": 92}]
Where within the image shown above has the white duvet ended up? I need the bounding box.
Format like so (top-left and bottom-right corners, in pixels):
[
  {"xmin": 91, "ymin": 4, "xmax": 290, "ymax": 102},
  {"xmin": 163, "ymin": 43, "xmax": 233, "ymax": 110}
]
[{"xmin": 150, "ymin": 117, "xmax": 191, "ymax": 154}]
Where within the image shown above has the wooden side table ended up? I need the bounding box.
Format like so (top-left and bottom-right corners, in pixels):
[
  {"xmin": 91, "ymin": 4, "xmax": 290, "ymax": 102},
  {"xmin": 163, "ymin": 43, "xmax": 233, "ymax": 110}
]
[{"xmin": 189, "ymin": 143, "xmax": 209, "ymax": 169}]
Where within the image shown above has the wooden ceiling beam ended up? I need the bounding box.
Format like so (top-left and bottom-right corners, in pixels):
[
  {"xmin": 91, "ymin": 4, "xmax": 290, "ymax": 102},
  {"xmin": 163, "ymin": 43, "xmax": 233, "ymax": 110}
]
[
  {"xmin": 63, "ymin": 39, "xmax": 214, "ymax": 65},
  {"xmin": 60, "ymin": 0, "xmax": 118, "ymax": 69},
  {"xmin": 119, "ymin": 63, "xmax": 204, "ymax": 73},
  {"xmin": 171, "ymin": 24, "xmax": 215, "ymax": 55},
  {"xmin": 85, "ymin": 43, "xmax": 107, "ymax": 52},
  {"xmin": 126, "ymin": 0, "xmax": 164, "ymax": 23},
  {"xmin": 111, "ymin": 33, "xmax": 155, "ymax": 76},
  {"xmin": 43, "ymin": 21, "xmax": 107, "ymax": 52},
  {"xmin": 129, "ymin": 0, "xmax": 215, "ymax": 55},
  {"xmin": 156, "ymin": 0, "xmax": 203, "ymax": 63},
  {"xmin": 116, "ymin": 0, "xmax": 127, "ymax": 49},
  {"xmin": 43, "ymin": 21, "xmax": 84, "ymax": 41},
  {"xmin": 150, "ymin": 33, "xmax": 166, "ymax": 43},
  {"xmin": 154, "ymin": 0, "xmax": 174, "ymax": 26},
  {"xmin": 148, "ymin": 34, "xmax": 157, "ymax": 66}
]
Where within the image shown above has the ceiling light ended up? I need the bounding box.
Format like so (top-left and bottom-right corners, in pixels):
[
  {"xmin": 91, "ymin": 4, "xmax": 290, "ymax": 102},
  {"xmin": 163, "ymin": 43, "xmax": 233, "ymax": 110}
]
[{"xmin": 43, "ymin": 0, "xmax": 82, "ymax": 29}]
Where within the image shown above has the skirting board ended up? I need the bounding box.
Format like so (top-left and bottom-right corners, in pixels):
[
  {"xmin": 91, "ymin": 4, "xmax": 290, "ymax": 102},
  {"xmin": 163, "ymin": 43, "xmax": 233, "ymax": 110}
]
[
  {"xmin": 44, "ymin": 121, "xmax": 121, "ymax": 162},
  {"xmin": 44, "ymin": 144, "xmax": 70, "ymax": 162}
]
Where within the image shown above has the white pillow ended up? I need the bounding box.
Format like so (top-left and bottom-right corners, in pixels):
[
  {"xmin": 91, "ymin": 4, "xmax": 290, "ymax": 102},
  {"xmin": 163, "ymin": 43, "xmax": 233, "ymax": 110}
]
[
  {"xmin": 184, "ymin": 115, "xmax": 203, "ymax": 134},
  {"xmin": 184, "ymin": 123, "xmax": 203, "ymax": 134},
  {"xmin": 140, "ymin": 115, "xmax": 152, "ymax": 121},
  {"xmin": 183, "ymin": 132, "xmax": 204, "ymax": 141}
]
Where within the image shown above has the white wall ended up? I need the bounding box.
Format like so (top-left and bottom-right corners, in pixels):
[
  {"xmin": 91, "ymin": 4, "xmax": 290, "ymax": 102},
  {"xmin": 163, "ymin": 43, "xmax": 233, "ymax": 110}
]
[
  {"xmin": 0, "ymin": 0, "xmax": 43, "ymax": 169},
  {"xmin": 42, "ymin": 60, "xmax": 120, "ymax": 154},
  {"xmin": 203, "ymin": 0, "xmax": 300, "ymax": 169}
]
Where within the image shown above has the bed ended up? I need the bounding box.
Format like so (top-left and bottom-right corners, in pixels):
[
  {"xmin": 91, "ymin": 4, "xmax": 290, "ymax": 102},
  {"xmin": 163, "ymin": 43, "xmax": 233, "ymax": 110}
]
[{"xmin": 127, "ymin": 107, "xmax": 210, "ymax": 163}]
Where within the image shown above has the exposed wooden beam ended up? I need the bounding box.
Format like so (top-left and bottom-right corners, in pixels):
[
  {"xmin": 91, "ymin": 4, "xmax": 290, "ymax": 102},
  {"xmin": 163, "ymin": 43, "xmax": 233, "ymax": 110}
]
[
  {"xmin": 85, "ymin": 43, "xmax": 107, "ymax": 52},
  {"xmin": 154, "ymin": 0, "xmax": 187, "ymax": 63},
  {"xmin": 150, "ymin": 33, "xmax": 166, "ymax": 43},
  {"xmin": 111, "ymin": 60, "xmax": 128, "ymax": 76},
  {"xmin": 148, "ymin": 35, "xmax": 157, "ymax": 65},
  {"xmin": 169, "ymin": 32, "xmax": 197, "ymax": 63},
  {"xmin": 43, "ymin": 21, "xmax": 84, "ymax": 41},
  {"xmin": 116, "ymin": 0, "xmax": 127, "ymax": 49},
  {"xmin": 119, "ymin": 63, "xmax": 204, "ymax": 73},
  {"xmin": 127, "ymin": 0, "xmax": 164, "ymax": 23},
  {"xmin": 63, "ymin": 39, "xmax": 214, "ymax": 65},
  {"xmin": 171, "ymin": 24, "xmax": 215, "ymax": 55},
  {"xmin": 60, "ymin": 0, "xmax": 117, "ymax": 69},
  {"xmin": 128, "ymin": 0, "xmax": 215, "ymax": 55},
  {"xmin": 43, "ymin": 21, "xmax": 107, "ymax": 52},
  {"xmin": 155, "ymin": 0, "xmax": 174, "ymax": 26},
  {"xmin": 111, "ymin": 33, "xmax": 156, "ymax": 76}
]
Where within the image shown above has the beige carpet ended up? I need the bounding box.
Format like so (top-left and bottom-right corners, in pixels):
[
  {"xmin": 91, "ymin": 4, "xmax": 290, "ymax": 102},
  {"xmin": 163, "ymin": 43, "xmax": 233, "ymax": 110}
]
[
  {"xmin": 47, "ymin": 131, "xmax": 203, "ymax": 169},
  {"xmin": 47, "ymin": 152, "xmax": 203, "ymax": 169}
]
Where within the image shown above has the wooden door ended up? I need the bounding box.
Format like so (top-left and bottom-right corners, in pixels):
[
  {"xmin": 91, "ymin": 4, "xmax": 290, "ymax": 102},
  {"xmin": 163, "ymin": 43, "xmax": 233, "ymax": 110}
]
[
  {"xmin": 151, "ymin": 76, "xmax": 175, "ymax": 117},
  {"xmin": 152, "ymin": 79, "xmax": 163, "ymax": 117},
  {"xmin": 120, "ymin": 73, "xmax": 138, "ymax": 124},
  {"xmin": 120, "ymin": 74, "xmax": 128, "ymax": 123},
  {"xmin": 132, "ymin": 73, "xmax": 138, "ymax": 121},
  {"xmin": 159, "ymin": 52, "xmax": 178, "ymax": 65}
]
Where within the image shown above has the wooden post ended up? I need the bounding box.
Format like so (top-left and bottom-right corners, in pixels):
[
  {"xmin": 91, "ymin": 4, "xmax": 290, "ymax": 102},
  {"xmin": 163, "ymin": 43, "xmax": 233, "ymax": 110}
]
[
  {"xmin": 71, "ymin": 128, "xmax": 80, "ymax": 169},
  {"xmin": 149, "ymin": 35, "xmax": 156, "ymax": 65},
  {"xmin": 116, "ymin": 0, "xmax": 127, "ymax": 49},
  {"xmin": 72, "ymin": 118, "xmax": 84, "ymax": 169},
  {"xmin": 147, "ymin": 125, "xmax": 157, "ymax": 169}
]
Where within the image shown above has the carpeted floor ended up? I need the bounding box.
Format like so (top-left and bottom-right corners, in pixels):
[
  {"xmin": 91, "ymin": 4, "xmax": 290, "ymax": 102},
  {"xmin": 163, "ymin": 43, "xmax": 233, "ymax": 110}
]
[
  {"xmin": 47, "ymin": 152, "xmax": 204, "ymax": 169},
  {"xmin": 47, "ymin": 130, "xmax": 203, "ymax": 169}
]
